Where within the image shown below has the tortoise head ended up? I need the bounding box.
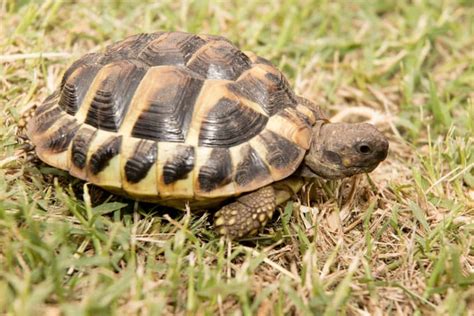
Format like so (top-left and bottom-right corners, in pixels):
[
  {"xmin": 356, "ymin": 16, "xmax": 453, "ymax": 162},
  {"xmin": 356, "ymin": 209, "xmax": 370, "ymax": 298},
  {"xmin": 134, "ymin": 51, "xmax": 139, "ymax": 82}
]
[{"xmin": 303, "ymin": 122, "xmax": 389, "ymax": 179}]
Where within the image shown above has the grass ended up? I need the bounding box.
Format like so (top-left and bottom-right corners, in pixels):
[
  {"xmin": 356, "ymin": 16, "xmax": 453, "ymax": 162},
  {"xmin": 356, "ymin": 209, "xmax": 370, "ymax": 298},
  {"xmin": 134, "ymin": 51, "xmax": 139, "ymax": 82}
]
[{"xmin": 1, "ymin": 0, "xmax": 473, "ymax": 314}]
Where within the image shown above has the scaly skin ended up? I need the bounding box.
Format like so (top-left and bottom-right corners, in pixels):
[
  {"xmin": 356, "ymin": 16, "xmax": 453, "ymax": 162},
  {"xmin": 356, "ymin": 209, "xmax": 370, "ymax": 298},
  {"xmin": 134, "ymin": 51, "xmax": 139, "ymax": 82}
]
[
  {"xmin": 214, "ymin": 177, "xmax": 304, "ymax": 239},
  {"xmin": 214, "ymin": 186, "xmax": 276, "ymax": 239}
]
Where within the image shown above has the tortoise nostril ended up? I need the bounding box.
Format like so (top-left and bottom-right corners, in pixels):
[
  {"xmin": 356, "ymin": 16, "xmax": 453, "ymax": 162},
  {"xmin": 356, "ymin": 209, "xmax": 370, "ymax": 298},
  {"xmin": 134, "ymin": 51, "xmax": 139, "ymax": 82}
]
[{"xmin": 357, "ymin": 143, "xmax": 372, "ymax": 154}]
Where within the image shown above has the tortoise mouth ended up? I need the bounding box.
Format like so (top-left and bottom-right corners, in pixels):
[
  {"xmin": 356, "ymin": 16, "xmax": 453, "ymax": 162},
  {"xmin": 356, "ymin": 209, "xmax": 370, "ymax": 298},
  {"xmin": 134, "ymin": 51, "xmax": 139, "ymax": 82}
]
[
  {"xmin": 316, "ymin": 147, "xmax": 385, "ymax": 175},
  {"xmin": 306, "ymin": 161, "xmax": 379, "ymax": 180}
]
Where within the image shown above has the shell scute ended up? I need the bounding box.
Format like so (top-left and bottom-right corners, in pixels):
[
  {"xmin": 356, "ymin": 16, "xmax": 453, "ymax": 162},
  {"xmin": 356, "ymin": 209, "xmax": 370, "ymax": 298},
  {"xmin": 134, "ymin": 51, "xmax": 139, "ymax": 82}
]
[
  {"xmin": 260, "ymin": 130, "xmax": 303, "ymax": 169},
  {"xmin": 59, "ymin": 62, "xmax": 101, "ymax": 115},
  {"xmin": 89, "ymin": 135, "xmax": 122, "ymax": 175},
  {"xmin": 138, "ymin": 32, "xmax": 206, "ymax": 66},
  {"xmin": 156, "ymin": 142, "xmax": 195, "ymax": 199},
  {"xmin": 234, "ymin": 144, "xmax": 271, "ymax": 188},
  {"xmin": 129, "ymin": 66, "xmax": 204, "ymax": 142},
  {"xmin": 197, "ymin": 147, "xmax": 233, "ymax": 193},
  {"xmin": 41, "ymin": 118, "xmax": 80, "ymax": 154},
  {"xmin": 120, "ymin": 137, "xmax": 159, "ymax": 198},
  {"xmin": 60, "ymin": 53, "xmax": 101, "ymax": 89},
  {"xmin": 82, "ymin": 60, "xmax": 147, "ymax": 132},
  {"xmin": 124, "ymin": 140, "xmax": 158, "ymax": 184},
  {"xmin": 186, "ymin": 40, "xmax": 252, "ymax": 80},
  {"xmin": 198, "ymin": 96, "xmax": 268, "ymax": 148},
  {"xmin": 100, "ymin": 33, "xmax": 162, "ymax": 64},
  {"xmin": 228, "ymin": 65, "xmax": 297, "ymax": 116},
  {"xmin": 71, "ymin": 127, "xmax": 97, "ymax": 170},
  {"xmin": 83, "ymin": 130, "xmax": 123, "ymax": 190},
  {"xmin": 162, "ymin": 145, "xmax": 195, "ymax": 185}
]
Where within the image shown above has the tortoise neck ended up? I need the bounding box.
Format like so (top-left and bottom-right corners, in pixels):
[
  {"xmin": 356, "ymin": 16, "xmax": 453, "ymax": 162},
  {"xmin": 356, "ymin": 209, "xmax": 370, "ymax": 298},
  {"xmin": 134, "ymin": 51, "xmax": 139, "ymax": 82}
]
[{"xmin": 298, "ymin": 120, "xmax": 330, "ymax": 179}]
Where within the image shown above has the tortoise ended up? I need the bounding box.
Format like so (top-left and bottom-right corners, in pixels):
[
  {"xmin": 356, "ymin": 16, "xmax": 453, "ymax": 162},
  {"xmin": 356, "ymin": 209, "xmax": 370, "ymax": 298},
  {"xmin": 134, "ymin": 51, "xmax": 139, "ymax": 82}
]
[{"xmin": 26, "ymin": 31, "xmax": 389, "ymax": 239}]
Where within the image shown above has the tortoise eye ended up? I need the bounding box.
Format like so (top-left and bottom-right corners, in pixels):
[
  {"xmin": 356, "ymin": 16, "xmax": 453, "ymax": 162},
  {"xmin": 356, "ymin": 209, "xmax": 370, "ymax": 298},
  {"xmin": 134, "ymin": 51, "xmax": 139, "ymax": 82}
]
[{"xmin": 356, "ymin": 143, "xmax": 372, "ymax": 155}]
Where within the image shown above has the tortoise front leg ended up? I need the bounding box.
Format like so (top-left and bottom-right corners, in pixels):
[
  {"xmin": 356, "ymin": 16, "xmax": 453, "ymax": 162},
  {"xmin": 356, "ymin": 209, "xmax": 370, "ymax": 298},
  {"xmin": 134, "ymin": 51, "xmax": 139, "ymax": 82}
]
[
  {"xmin": 214, "ymin": 177, "xmax": 304, "ymax": 239},
  {"xmin": 214, "ymin": 186, "xmax": 276, "ymax": 239}
]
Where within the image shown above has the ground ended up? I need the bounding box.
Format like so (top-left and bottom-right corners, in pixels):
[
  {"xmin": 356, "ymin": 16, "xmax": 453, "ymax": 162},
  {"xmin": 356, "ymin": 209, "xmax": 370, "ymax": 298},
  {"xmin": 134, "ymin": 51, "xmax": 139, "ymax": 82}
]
[{"xmin": 0, "ymin": 0, "xmax": 473, "ymax": 315}]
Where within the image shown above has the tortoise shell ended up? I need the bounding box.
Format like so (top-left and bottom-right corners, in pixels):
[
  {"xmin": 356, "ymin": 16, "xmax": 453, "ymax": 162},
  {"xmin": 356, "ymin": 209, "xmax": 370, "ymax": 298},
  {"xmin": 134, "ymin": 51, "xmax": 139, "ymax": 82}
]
[{"xmin": 27, "ymin": 31, "xmax": 324, "ymax": 205}]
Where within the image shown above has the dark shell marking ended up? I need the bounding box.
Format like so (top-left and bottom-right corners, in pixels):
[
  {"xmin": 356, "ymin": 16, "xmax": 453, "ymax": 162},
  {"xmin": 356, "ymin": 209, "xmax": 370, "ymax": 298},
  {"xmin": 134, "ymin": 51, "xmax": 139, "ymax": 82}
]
[
  {"xmin": 235, "ymin": 144, "xmax": 271, "ymax": 187},
  {"xmin": 125, "ymin": 140, "xmax": 158, "ymax": 183},
  {"xmin": 132, "ymin": 68, "xmax": 204, "ymax": 142},
  {"xmin": 187, "ymin": 41, "xmax": 252, "ymax": 80},
  {"xmin": 259, "ymin": 130, "xmax": 301, "ymax": 169},
  {"xmin": 85, "ymin": 61, "xmax": 147, "ymax": 132},
  {"xmin": 198, "ymin": 97, "xmax": 268, "ymax": 147},
  {"xmin": 71, "ymin": 128, "xmax": 97, "ymax": 169},
  {"xmin": 101, "ymin": 33, "xmax": 163, "ymax": 64},
  {"xmin": 30, "ymin": 92, "xmax": 62, "ymax": 135},
  {"xmin": 89, "ymin": 136, "xmax": 122, "ymax": 175},
  {"xmin": 198, "ymin": 148, "xmax": 233, "ymax": 192},
  {"xmin": 228, "ymin": 71, "xmax": 297, "ymax": 115},
  {"xmin": 60, "ymin": 53, "xmax": 101, "ymax": 90},
  {"xmin": 59, "ymin": 63, "xmax": 101, "ymax": 115},
  {"xmin": 33, "ymin": 107, "xmax": 64, "ymax": 134},
  {"xmin": 34, "ymin": 90, "xmax": 61, "ymax": 117},
  {"xmin": 41, "ymin": 118, "xmax": 80, "ymax": 153},
  {"xmin": 162, "ymin": 145, "xmax": 195, "ymax": 184},
  {"xmin": 279, "ymin": 108, "xmax": 313, "ymax": 128},
  {"xmin": 139, "ymin": 32, "xmax": 206, "ymax": 66}
]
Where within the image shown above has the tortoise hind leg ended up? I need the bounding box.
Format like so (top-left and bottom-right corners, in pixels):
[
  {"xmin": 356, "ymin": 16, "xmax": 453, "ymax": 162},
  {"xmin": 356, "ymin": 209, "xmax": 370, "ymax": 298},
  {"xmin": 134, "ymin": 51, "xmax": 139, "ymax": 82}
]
[{"xmin": 214, "ymin": 186, "xmax": 276, "ymax": 239}]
